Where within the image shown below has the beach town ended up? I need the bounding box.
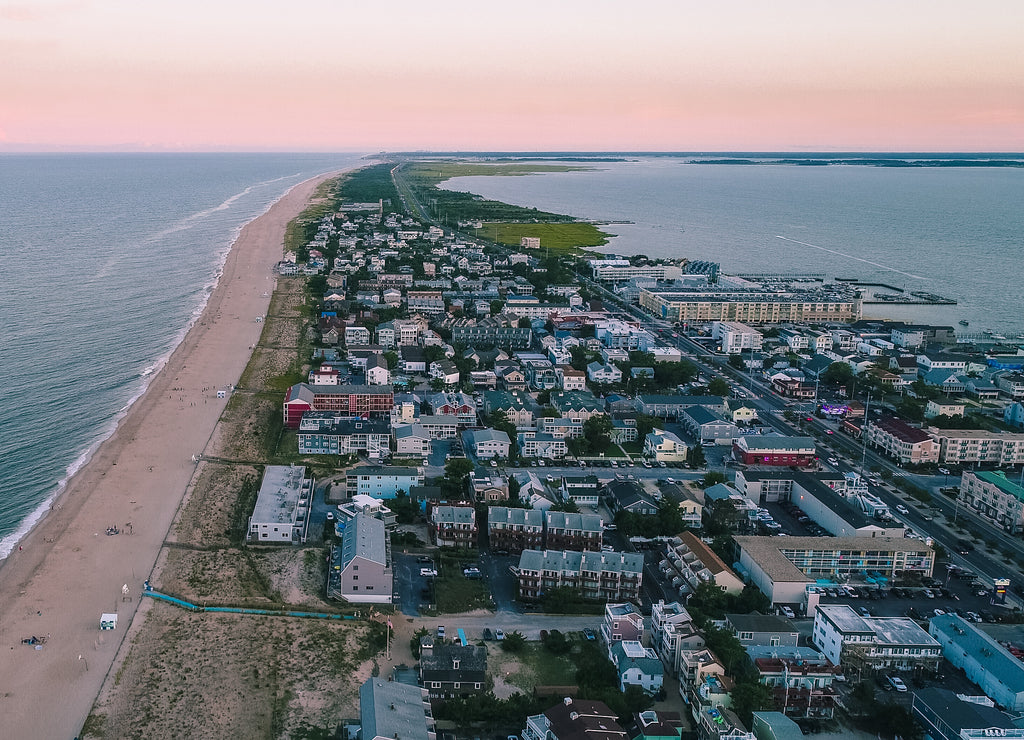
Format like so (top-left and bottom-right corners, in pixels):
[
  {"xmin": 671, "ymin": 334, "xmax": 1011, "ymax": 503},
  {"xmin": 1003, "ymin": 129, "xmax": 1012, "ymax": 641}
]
[{"xmin": 5, "ymin": 161, "xmax": 1024, "ymax": 740}]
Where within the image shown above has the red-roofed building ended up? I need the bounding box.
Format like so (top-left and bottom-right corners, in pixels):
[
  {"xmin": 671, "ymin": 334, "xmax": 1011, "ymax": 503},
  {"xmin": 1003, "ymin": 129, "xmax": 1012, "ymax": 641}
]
[
  {"xmin": 283, "ymin": 384, "xmax": 394, "ymax": 428},
  {"xmin": 864, "ymin": 417, "xmax": 938, "ymax": 465}
]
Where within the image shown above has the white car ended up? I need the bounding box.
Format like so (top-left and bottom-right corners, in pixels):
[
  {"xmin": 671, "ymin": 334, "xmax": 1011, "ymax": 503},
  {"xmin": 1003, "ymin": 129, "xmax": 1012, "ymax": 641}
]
[
  {"xmin": 938, "ymin": 467, "xmax": 951, "ymax": 475},
  {"xmin": 420, "ymin": 568, "xmax": 438, "ymax": 578},
  {"xmin": 888, "ymin": 676, "xmax": 908, "ymax": 692},
  {"xmin": 895, "ymin": 504, "xmax": 909, "ymax": 514},
  {"xmin": 827, "ymin": 457, "xmax": 838, "ymax": 465},
  {"xmin": 779, "ymin": 606, "xmax": 795, "ymax": 618}
]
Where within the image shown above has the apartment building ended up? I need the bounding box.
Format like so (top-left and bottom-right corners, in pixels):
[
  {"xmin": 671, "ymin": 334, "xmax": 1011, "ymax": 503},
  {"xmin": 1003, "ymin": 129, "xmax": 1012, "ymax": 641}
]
[
  {"xmin": 711, "ymin": 321, "xmax": 764, "ymax": 354},
  {"xmin": 812, "ymin": 605, "xmax": 941, "ymax": 675},
  {"xmin": 959, "ymin": 470, "xmax": 1024, "ymax": 534},
  {"xmin": 296, "ymin": 414, "xmax": 390, "ymax": 457},
  {"xmin": 283, "ymin": 383, "xmax": 394, "ymax": 428},
  {"xmin": 863, "ymin": 417, "xmax": 939, "ymax": 465},
  {"xmin": 932, "ymin": 429, "xmax": 1024, "ymax": 466},
  {"xmin": 515, "ymin": 549, "xmax": 643, "ymax": 602},
  {"xmin": 430, "ymin": 505, "xmax": 477, "ymax": 548},
  {"xmin": 487, "ymin": 507, "xmax": 544, "ymax": 554}
]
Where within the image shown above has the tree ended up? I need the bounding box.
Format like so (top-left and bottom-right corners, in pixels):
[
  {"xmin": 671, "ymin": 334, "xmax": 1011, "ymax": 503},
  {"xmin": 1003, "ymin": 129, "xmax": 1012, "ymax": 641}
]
[
  {"xmin": 708, "ymin": 376, "xmax": 731, "ymax": 397},
  {"xmin": 500, "ymin": 630, "xmax": 526, "ymax": 652},
  {"xmin": 582, "ymin": 415, "xmax": 614, "ymax": 454},
  {"xmin": 489, "ymin": 299, "xmax": 504, "ymax": 315},
  {"xmin": 822, "ymin": 362, "xmax": 854, "ymax": 386},
  {"xmin": 423, "ymin": 344, "xmax": 446, "ymax": 364},
  {"xmin": 728, "ymin": 354, "xmax": 746, "ymax": 370},
  {"xmin": 540, "ymin": 629, "xmax": 572, "ymax": 655},
  {"xmin": 701, "ymin": 471, "xmax": 728, "ymax": 488},
  {"xmin": 383, "ymin": 351, "xmax": 398, "ymax": 370},
  {"xmin": 688, "ymin": 444, "xmax": 706, "ymax": 469},
  {"xmin": 729, "ymin": 681, "xmax": 775, "ymax": 727},
  {"xmin": 429, "ymin": 378, "xmax": 445, "ymax": 392},
  {"xmin": 517, "ymin": 316, "xmax": 532, "ymax": 329}
]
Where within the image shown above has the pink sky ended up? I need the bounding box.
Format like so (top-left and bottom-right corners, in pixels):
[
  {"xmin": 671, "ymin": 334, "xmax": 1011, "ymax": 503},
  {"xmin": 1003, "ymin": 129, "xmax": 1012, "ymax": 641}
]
[{"xmin": 1, "ymin": 0, "xmax": 1022, "ymax": 151}]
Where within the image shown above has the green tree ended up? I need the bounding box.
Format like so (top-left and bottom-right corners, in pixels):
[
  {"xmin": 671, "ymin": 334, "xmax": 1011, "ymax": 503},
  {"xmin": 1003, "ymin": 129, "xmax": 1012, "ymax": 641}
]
[
  {"xmin": 489, "ymin": 299, "xmax": 504, "ymax": 315},
  {"xmin": 501, "ymin": 630, "xmax": 526, "ymax": 652},
  {"xmin": 701, "ymin": 471, "xmax": 728, "ymax": 488},
  {"xmin": 822, "ymin": 361, "xmax": 854, "ymax": 386},
  {"xmin": 383, "ymin": 351, "xmax": 398, "ymax": 370},
  {"xmin": 423, "ymin": 344, "xmax": 446, "ymax": 365},
  {"xmin": 518, "ymin": 316, "xmax": 532, "ymax": 328},
  {"xmin": 583, "ymin": 415, "xmax": 614, "ymax": 454},
  {"xmin": 728, "ymin": 354, "xmax": 746, "ymax": 370},
  {"xmin": 729, "ymin": 682, "xmax": 776, "ymax": 727},
  {"xmin": 688, "ymin": 444, "xmax": 706, "ymax": 469},
  {"xmin": 708, "ymin": 377, "xmax": 731, "ymax": 397}
]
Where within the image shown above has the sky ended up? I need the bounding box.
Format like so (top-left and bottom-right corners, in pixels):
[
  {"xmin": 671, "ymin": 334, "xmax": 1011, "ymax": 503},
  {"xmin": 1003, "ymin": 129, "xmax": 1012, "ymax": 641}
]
[{"xmin": 1, "ymin": 0, "xmax": 1022, "ymax": 152}]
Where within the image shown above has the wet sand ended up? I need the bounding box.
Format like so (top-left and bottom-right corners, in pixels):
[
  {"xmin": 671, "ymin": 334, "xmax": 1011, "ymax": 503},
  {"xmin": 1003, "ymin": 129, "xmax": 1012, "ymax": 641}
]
[{"xmin": 0, "ymin": 170, "xmax": 341, "ymax": 739}]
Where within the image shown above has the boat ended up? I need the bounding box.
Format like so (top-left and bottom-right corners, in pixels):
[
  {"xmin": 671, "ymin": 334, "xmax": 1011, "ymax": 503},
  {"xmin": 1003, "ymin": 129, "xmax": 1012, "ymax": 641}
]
[{"xmin": 959, "ymin": 320, "xmax": 969, "ymax": 326}]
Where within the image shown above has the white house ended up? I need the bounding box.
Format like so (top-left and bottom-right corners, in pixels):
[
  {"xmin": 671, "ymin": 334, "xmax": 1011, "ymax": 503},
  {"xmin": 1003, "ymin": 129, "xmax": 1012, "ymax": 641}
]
[
  {"xmin": 587, "ymin": 362, "xmax": 623, "ymax": 384},
  {"xmin": 644, "ymin": 429, "xmax": 688, "ymax": 462}
]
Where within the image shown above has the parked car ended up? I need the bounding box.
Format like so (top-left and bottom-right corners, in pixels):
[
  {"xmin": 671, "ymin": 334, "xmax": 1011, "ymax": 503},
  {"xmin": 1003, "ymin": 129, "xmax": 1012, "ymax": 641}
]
[
  {"xmin": 888, "ymin": 676, "xmax": 908, "ymax": 692},
  {"xmin": 495, "ymin": 629, "xmax": 505, "ymax": 641},
  {"xmin": 437, "ymin": 625, "xmax": 446, "ymax": 639},
  {"xmin": 416, "ymin": 555, "xmax": 433, "ymax": 564},
  {"xmin": 420, "ymin": 567, "xmax": 438, "ymax": 578},
  {"xmin": 895, "ymin": 504, "xmax": 909, "ymax": 514},
  {"xmin": 482, "ymin": 628, "xmax": 493, "ymax": 640},
  {"xmin": 779, "ymin": 606, "xmax": 795, "ymax": 619},
  {"xmin": 582, "ymin": 628, "xmax": 596, "ymax": 641}
]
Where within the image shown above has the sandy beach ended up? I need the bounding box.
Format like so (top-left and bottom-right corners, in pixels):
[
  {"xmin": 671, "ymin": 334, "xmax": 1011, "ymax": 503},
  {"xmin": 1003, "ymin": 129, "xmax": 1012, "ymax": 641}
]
[{"xmin": 0, "ymin": 170, "xmax": 341, "ymax": 740}]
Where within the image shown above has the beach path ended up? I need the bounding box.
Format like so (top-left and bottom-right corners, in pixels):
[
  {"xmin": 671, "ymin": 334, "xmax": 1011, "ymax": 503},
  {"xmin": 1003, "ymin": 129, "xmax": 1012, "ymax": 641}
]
[{"xmin": 0, "ymin": 171, "xmax": 339, "ymax": 740}]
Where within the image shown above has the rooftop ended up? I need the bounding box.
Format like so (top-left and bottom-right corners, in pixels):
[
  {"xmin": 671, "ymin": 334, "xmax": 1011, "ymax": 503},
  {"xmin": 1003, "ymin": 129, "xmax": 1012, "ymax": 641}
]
[
  {"xmin": 734, "ymin": 536, "xmax": 932, "ymax": 584},
  {"xmin": 340, "ymin": 513, "xmax": 388, "ymax": 568},
  {"xmin": 251, "ymin": 465, "xmax": 309, "ymax": 526},
  {"xmin": 726, "ymin": 612, "xmax": 798, "ymax": 635},
  {"xmin": 931, "ymin": 614, "xmax": 1024, "ymax": 691},
  {"xmin": 359, "ymin": 678, "xmax": 432, "ymax": 740}
]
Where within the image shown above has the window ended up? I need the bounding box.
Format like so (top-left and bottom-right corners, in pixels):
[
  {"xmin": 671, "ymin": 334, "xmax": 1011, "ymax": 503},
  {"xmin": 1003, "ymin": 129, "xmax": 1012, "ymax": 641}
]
[
  {"xmin": 352, "ymin": 576, "xmax": 358, "ymax": 581},
  {"xmin": 739, "ymin": 632, "xmax": 753, "ymax": 641},
  {"xmin": 431, "ymin": 682, "xmax": 441, "ymax": 689}
]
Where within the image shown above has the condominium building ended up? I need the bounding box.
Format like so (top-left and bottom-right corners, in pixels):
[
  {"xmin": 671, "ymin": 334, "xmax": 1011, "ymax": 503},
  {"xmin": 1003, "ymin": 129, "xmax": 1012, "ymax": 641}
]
[
  {"xmin": 735, "ymin": 536, "xmax": 934, "ymax": 606},
  {"xmin": 863, "ymin": 417, "xmax": 939, "ymax": 465},
  {"xmin": 711, "ymin": 321, "xmax": 763, "ymax": 354},
  {"xmin": 639, "ymin": 288, "xmax": 858, "ymax": 325},
  {"xmin": 431, "ymin": 505, "xmax": 477, "ymax": 548},
  {"xmin": 650, "ymin": 601, "xmax": 704, "ymax": 675},
  {"xmin": 515, "ymin": 549, "xmax": 643, "ymax": 602},
  {"xmin": 589, "ymin": 259, "xmax": 681, "ymax": 283},
  {"xmin": 931, "ymin": 429, "xmax": 1024, "ymax": 466},
  {"xmin": 283, "ymin": 383, "xmax": 394, "ymax": 428},
  {"xmin": 487, "ymin": 507, "xmax": 544, "ymax": 554},
  {"xmin": 812, "ymin": 605, "xmax": 941, "ymax": 675},
  {"xmin": 247, "ymin": 465, "xmax": 313, "ymax": 544},
  {"xmin": 659, "ymin": 531, "xmax": 744, "ymax": 599},
  {"xmin": 959, "ymin": 470, "xmax": 1024, "ymax": 534},
  {"xmin": 296, "ymin": 413, "xmax": 390, "ymax": 457}
]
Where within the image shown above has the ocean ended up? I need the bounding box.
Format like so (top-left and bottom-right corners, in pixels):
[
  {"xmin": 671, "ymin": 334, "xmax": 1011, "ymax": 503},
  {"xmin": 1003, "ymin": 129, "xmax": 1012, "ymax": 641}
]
[
  {"xmin": 0, "ymin": 153, "xmax": 365, "ymax": 557},
  {"xmin": 440, "ymin": 157, "xmax": 1024, "ymax": 334}
]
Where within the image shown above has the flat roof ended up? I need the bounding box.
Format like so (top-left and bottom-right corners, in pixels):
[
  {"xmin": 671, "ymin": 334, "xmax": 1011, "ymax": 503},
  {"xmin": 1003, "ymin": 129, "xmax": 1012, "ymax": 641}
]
[
  {"xmin": 735, "ymin": 536, "xmax": 932, "ymax": 584},
  {"xmin": 359, "ymin": 678, "xmax": 431, "ymax": 740},
  {"xmin": 251, "ymin": 465, "xmax": 308, "ymax": 526},
  {"xmin": 931, "ymin": 614, "xmax": 1024, "ymax": 691}
]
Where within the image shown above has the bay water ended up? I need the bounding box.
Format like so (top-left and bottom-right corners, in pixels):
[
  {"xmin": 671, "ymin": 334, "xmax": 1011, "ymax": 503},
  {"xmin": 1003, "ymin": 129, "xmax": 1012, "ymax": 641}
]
[{"xmin": 441, "ymin": 157, "xmax": 1024, "ymax": 334}]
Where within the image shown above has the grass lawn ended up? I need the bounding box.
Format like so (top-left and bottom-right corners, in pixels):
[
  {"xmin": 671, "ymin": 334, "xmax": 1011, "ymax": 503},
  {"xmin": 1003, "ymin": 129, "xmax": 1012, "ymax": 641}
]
[
  {"xmin": 620, "ymin": 440, "xmax": 645, "ymax": 455},
  {"xmin": 479, "ymin": 221, "xmax": 610, "ymax": 253},
  {"xmin": 434, "ymin": 575, "xmax": 491, "ymax": 614},
  {"xmin": 489, "ymin": 643, "xmax": 577, "ymax": 693}
]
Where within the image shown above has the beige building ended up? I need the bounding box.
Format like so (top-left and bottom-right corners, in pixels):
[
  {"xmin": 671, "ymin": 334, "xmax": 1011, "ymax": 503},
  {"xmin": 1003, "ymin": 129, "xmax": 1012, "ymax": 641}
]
[
  {"xmin": 864, "ymin": 417, "xmax": 939, "ymax": 465},
  {"xmin": 639, "ymin": 289, "xmax": 858, "ymax": 325},
  {"xmin": 960, "ymin": 470, "xmax": 1024, "ymax": 534},
  {"xmin": 735, "ymin": 536, "xmax": 934, "ymax": 607},
  {"xmin": 660, "ymin": 531, "xmax": 744, "ymax": 599},
  {"xmin": 930, "ymin": 429, "xmax": 1024, "ymax": 466}
]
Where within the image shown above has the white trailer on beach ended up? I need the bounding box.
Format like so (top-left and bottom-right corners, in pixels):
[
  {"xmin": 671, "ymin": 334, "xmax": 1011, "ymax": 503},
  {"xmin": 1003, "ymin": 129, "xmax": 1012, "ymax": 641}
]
[{"xmin": 100, "ymin": 613, "xmax": 118, "ymax": 630}]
